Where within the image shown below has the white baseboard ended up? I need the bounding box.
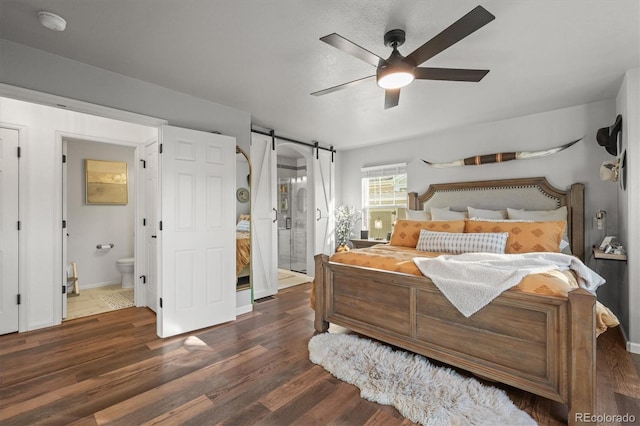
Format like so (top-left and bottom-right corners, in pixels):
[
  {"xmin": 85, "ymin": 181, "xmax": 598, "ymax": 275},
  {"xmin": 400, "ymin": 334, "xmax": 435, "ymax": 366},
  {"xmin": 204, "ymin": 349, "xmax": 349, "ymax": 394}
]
[
  {"xmin": 71, "ymin": 281, "xmax": 120, "ymax": 290},
  {"xmin": 236, "ymin": 304, "xmax": 253, "ymax": 316},
  {"xmin": 236, "ymin": 288, "xmax": 253, "ymax": 316},
  {"xmin": 627, "ymin": 341, "xmax": 640, "ymax": 354},
  {"xmin": 618, "ymin": 325, "xmax": 640, "ymax": 354}
]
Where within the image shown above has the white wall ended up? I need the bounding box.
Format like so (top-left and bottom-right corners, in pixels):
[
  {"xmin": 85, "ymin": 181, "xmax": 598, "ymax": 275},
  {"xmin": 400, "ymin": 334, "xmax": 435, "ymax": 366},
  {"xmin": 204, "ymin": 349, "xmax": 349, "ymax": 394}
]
[
  {"xmin": 0, "ymin": 97, "xmax": 156, "ymax": 331},
  {"xmin": 67, "ymin": 139, "xmax": 136, "ymax": 288},
  {"xmin": 616, "ymin": 68, "xmax": 640, "ymax": 352},
  {"xmin": 337, "ymin": 99, "xmax": 622, "ymax": 313}
]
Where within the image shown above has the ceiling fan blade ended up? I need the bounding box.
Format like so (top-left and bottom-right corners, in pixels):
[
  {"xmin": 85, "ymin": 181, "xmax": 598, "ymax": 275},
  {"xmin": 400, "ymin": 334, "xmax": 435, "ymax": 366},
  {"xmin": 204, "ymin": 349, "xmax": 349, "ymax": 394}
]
[
  {"xmin": 405, "ymin": 6, "xmax": 495, "ymax": 66},
  {"xmin": 384, "ymin": 89, "xmax": 400, "ymax": 109},
  {"xmin": 414, "ymin": 67, "xmax": 489, "ymax": 82},
  {"xmin": 311, "ymin": 75, "xmax": 376, "ymax": 96},
  {"xmin": 320, "ymin": 33, "xmax": 386, "ymax": 68}
]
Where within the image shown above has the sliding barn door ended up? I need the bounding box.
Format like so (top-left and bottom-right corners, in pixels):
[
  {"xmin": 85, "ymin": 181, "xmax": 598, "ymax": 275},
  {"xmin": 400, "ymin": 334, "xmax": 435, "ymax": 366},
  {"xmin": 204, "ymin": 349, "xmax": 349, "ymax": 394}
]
[
  {"xmin": 313, "ymin": 148, "xmax": 335, "ymax": 260},
  {"xmin": 158, "ymin": 125, "xmax": 236, "ymax": 338},
  {"xmin": 0, "ymin": 127, "xmax": 19, "ymax": 334},
  {"xmin": 250, "ymin": 133, "xmax": 277, "ymax": 300}
]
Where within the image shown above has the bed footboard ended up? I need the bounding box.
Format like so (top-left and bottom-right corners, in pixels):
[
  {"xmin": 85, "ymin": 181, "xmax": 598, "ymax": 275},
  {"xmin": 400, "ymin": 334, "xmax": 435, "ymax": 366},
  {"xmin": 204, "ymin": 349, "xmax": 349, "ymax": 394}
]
[{"xmin": 314, "ymin": 254, "xmax": 596, "ymax": 425}]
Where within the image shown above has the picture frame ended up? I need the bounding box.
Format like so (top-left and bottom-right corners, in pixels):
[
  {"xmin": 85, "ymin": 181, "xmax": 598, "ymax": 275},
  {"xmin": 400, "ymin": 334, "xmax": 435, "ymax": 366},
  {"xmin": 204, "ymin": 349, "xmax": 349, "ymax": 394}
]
[{"xmin": 85, "ymin": 159, "xmax": 128, "ymax": 205}]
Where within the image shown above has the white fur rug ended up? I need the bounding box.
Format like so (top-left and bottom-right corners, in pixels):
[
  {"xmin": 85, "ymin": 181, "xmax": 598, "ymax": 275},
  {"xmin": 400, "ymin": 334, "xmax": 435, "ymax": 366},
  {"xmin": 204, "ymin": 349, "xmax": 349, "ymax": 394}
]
[{"xmin": 308, "ymin": 333, "xmax": 536, "ymax": 426}]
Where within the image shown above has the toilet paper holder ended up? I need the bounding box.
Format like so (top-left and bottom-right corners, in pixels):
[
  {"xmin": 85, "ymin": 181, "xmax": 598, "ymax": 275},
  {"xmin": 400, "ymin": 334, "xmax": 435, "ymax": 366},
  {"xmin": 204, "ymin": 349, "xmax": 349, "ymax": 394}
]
[{"xmin": 96, "ymin": 243, "xmax": 115, "ymax": 249}]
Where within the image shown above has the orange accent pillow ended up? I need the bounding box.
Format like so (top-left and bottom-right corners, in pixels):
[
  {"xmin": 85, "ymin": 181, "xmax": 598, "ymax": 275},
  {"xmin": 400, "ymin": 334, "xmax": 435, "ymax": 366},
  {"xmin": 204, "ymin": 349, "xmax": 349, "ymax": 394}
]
[
  {"xmin": 464, "ymin": 220, "xmax": 566, "ymax": 254},
  {"xmin": 390, "ymin": 220, "xmax": 466, "ymax": 247}
]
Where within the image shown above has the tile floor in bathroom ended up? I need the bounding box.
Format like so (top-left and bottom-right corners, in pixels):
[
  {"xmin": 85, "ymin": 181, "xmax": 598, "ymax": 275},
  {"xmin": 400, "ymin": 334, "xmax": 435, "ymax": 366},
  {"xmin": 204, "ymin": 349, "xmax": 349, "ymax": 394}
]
[{"xmin": 65, "ymin": 283, "xmax": 133, "ymax": 320}]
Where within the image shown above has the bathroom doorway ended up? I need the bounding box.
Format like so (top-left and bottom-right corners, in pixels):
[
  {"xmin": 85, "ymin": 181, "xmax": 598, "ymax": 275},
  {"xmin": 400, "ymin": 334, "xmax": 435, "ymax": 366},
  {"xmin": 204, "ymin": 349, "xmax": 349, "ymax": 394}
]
[
  {"xmin": 276, "ymin": 145, "xmax": 309, "ymax": 274},
  {"xmin": 62, "ymin": 137, "xmax": 138, "ymax": 320}
]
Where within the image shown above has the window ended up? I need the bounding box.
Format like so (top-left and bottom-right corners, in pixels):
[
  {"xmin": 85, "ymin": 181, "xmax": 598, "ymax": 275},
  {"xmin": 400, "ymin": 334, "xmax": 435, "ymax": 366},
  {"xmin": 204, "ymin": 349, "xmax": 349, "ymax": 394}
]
[{"xmin": 361, "ymin": 163, "xmax": 407, "ymax": 239}]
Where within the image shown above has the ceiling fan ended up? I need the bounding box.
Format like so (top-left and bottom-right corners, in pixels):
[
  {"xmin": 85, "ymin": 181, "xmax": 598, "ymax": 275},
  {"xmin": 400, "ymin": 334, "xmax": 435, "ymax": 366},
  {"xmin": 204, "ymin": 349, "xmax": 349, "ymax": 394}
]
[{"xmin": 311, "ymin": 5, "xmax": 495, "ymax": 109}]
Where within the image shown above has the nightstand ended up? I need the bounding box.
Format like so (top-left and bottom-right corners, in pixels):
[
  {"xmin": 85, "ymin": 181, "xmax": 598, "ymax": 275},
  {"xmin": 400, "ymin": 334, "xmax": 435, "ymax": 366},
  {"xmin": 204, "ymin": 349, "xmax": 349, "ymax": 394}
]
[
  {"xmin": 350, "ymin": 238, "xmax": 388, "ymax": 249},
  {"xmin": 592, "ymin": 247, "xmax": 627, "ymax": 262}
]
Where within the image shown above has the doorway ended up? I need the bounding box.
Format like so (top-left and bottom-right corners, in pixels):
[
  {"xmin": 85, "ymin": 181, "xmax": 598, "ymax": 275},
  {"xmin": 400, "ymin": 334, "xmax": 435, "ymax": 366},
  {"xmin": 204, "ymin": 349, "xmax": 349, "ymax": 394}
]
[
  {"xmin": 62, "ymin": 138, "xmax": 139, "ymax": 320},
  {"xmin": 276, "ymin": 145, "xmax": 308, "ymax": 274}
]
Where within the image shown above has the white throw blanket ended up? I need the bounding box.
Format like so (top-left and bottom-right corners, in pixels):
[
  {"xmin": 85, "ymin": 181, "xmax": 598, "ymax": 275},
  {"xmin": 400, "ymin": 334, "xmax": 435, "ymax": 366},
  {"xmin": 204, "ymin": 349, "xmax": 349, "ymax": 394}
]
[{"xmin": 413, "ymin": 252, "xmax": 605, "ymax": 317}]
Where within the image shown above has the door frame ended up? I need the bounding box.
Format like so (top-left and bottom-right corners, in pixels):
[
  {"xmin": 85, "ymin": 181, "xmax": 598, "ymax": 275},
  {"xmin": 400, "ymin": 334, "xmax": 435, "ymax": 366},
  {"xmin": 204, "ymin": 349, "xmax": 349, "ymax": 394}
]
[{"xmin": 58, "ymin": 132, "xmax": 146, "ymax": 317}]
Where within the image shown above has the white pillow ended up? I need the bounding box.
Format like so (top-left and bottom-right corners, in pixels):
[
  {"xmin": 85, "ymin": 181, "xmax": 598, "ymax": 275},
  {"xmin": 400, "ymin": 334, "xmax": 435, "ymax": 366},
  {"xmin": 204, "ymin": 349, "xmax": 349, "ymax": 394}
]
[
  {"xmin": 431, "ymin": 206, "xmax": 468, "ymax": 220},
  {"xmin": 467, "ymin": 206, "xmax": 508, "ymax": 220},
  {"xmin": 407, "ymin": 209, "xmax": 431, "ymax": 221},
  {"xmin": 507, "ymin": 206, "xmax": 570, "ymax": 253},
  {"xmin": 416, "ymin": 229, "xmax": 508, "ymax": 254},
  {"xmin": 236, "ymin": 219, "xmax": 250, "ymax": 232},
  {"xmin": 507, "ymin": 206, "xmax": 567, "ymax": 222}
]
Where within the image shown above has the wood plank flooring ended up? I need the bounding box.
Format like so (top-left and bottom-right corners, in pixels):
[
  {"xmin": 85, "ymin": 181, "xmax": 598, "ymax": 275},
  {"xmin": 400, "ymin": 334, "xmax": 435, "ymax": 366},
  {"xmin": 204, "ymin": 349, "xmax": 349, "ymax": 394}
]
[{"xmin": 1, "ymin": 283, "xmax": 638, "ymax": 425}]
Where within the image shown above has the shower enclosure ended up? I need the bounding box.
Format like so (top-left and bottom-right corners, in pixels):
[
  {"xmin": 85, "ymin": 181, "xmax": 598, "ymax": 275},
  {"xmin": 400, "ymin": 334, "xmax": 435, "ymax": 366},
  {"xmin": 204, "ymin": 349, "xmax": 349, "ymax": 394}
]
[{"xmin": 277, "ymin": 152, "xmax": 307, "ymax": 273}]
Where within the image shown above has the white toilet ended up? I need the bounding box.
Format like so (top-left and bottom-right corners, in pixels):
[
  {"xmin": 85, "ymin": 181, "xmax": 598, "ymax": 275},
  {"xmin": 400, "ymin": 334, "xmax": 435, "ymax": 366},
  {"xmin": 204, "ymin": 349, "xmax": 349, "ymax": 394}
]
[{"xmin": 116, "ymin": 257, "xmax": 135, "ymax": 288}]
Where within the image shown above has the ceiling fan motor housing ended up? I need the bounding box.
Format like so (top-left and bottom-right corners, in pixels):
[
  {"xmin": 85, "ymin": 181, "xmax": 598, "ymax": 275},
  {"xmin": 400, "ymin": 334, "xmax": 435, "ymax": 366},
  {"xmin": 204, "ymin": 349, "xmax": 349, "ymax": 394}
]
[
  {"xmin": 377, "ymin": 33, "xmax": 415, "ymax": 89},
  {"xmin": 384, "ymin": 29, "xmax": 406, "ymax": 48}
]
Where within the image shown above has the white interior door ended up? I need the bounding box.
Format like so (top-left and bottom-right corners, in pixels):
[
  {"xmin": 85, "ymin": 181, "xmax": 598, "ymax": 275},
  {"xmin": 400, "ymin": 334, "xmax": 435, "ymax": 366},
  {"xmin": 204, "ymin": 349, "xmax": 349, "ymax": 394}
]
[
  {"xmin": 144, "ymin": 140, "xmax": 158, "ymax": 313},
  {"xmin": 250, "ymin": 133, "xmax": 277, "ymax": 300},
  {"xmin": 313, "ymin": 148, "xmax": 335, "ymax": 261},
  {"xmin": 0, "ymin": 127, "xmax": 19, "ymax": 334},
  {"xmin": 157, "ymin": 125, "xmax": 236, "ymax": 338}
]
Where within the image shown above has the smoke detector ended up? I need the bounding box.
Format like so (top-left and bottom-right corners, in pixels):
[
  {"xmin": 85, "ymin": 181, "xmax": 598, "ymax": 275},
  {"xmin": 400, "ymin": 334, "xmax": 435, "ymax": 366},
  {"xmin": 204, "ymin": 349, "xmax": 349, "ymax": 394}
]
[{"xmin": 38, "ymin": 11, "xmax": 67, "ymax": 31}]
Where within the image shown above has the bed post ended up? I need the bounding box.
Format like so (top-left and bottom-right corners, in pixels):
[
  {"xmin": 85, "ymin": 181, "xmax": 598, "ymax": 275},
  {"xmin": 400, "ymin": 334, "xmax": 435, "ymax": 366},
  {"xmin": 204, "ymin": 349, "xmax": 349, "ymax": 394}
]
[
  {"xmin": 569, "ymin": 183, "xmax": 585, "ymax": 262},
  {"xmin": 567, "ymin": 288, "xmax": 596, "ymax": 425},
  {"xmin": 408, "ymin": 192, "xmax": 418, "ymax": 210},
  {"xmin": 314, "ymin": 254, "xmax": 329, "ymax": 332}
]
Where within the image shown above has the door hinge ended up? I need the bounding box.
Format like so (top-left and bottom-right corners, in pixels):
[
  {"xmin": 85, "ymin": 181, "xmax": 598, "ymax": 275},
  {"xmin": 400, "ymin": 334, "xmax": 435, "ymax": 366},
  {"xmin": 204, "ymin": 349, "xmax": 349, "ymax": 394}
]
[
  {"xmin": 62, "ymin": 285, "xmax": 67, "ymax": 294},
  {"xmin": 17, "ymin": 221, "xmax": 21, "ymax": 231},
  {"xmin": 140, "ymin": 159, "xmax": 146, "ymax": 168},
  {"xmin": 159, "ymin": 221, "xmax": 163, "ymax": 231},
  {"xmin": 159, "ymin": 143, "xmax": 163, "ymax": 154},
  {"xmin": 17, "ymin": 294, "xmax": 21, "ymax": 305},
  {"xmin": 140, "ymin": 275, "xmax": 146, "ymax": 284},
  {"xmin": 62, "ymin": 154, "xmax": 67, "ymax": 163},
  {"xmin": 143, "ymin": 218, "xmax": 146, "ymax": 226},
  {"xmin": 159, "ymin": 297, "xmax": 163, "ymax": 308},
  {"xmin": 62, "ymin": 220, "xmax": 67, "ymax": 229},
  {"xmin": 331, "ymin": 146, "xmax": 335, "ymax": 163},
  {"xmin": 17, "ymin": 146, "xmax": 21, "ymax": 158}
]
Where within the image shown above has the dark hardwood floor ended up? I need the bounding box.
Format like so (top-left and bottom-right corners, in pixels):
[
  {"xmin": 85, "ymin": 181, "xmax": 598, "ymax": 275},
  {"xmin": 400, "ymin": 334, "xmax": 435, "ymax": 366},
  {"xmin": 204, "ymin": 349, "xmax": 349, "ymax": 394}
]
[{"xmin": 1, "ymin": 283, "xmax": 638, "ymax": 425}]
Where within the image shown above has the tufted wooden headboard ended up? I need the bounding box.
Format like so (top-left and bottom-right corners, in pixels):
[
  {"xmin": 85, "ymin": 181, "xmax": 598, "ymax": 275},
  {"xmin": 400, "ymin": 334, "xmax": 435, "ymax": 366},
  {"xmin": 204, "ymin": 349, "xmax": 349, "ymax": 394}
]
[{"xmin": 408, "ymin": 177, "xmax": 585, "ymax": 260}]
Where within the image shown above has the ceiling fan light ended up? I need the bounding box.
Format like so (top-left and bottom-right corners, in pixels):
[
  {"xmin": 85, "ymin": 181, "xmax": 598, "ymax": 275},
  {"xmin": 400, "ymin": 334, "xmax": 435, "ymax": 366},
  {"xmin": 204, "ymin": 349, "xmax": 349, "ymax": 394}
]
[{"xmin": 377, "ymin": 71, "xmax": 414, "ymax": 89}]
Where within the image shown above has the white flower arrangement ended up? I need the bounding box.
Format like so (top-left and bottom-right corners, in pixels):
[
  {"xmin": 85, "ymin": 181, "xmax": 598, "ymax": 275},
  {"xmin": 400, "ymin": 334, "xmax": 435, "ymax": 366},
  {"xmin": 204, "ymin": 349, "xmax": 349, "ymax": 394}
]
[{"xmin": 335, "ymin": 205, "xmax": 361, "ymax": 248}]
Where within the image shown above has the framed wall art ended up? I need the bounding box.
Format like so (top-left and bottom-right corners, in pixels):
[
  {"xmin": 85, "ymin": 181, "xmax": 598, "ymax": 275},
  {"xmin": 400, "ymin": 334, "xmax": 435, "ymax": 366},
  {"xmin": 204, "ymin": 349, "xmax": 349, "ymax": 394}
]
[{"xmin": 85, "ymin": 159, "xmax": 128, "ymax": 205}]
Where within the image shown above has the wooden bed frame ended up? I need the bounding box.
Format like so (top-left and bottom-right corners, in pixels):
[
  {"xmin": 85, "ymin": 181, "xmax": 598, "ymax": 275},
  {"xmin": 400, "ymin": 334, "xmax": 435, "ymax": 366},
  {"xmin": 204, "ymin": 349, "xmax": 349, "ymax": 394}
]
[{"xmin": 314, "ymin": 177, "xmax": 594, "ymax": 425}]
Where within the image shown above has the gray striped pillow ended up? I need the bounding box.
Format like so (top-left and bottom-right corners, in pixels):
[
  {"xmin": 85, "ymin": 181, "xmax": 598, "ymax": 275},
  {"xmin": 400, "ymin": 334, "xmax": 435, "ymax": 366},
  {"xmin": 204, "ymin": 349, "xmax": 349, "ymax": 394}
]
[{"xmin": 416, "ymin": 229, "xmax": 508, "ymax": 254}]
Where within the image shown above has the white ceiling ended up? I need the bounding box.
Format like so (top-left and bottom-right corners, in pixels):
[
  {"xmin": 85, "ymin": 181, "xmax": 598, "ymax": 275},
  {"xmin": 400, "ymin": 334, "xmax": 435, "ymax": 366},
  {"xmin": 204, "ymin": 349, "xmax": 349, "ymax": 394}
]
[{"xmin": 1, "ymin": 1, "xmax": 638, "ymax": 150}]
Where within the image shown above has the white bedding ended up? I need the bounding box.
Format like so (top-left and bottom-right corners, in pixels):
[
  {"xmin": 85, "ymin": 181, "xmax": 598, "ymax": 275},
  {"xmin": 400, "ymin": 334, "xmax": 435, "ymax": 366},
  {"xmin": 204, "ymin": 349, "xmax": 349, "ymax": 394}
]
[{"xmin": 413, "ymin": 252, "xmax": 605, "ymax": 317}]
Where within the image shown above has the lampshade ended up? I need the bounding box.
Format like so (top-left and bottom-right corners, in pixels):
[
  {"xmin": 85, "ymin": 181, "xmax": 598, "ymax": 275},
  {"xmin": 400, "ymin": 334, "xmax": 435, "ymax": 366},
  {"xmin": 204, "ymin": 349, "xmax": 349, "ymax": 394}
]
[
  {"xmin": 377, "ymin": 71, "xmax": 414, "ymax": 89},
  {"xmin": 377, "ymin": 60, "xmax": 415, "ymax": 89},
  {"xmin": 374, "ymin": 218, "xmax": 383, "ymax": 229}
]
